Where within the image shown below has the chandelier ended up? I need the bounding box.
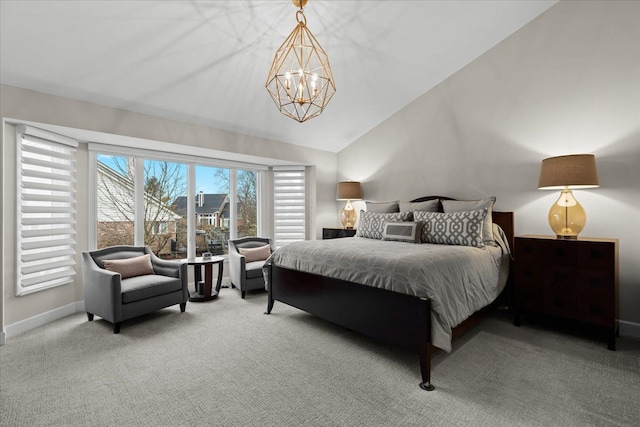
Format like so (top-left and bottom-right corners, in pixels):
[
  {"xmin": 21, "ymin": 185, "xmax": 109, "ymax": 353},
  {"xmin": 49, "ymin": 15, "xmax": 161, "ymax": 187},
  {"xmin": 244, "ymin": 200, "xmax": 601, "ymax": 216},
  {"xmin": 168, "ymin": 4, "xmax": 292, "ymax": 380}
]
[{"xmin": 266, "ymin": 0, "xmax": 336, "ymax": 123}]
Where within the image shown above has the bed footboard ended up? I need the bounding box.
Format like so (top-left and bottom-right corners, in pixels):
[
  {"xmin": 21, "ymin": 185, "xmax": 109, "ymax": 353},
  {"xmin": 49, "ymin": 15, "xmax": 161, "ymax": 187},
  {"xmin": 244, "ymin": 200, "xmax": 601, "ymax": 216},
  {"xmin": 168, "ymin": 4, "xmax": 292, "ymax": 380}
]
[{"xmin": 266, "ymin": 264, "xmax": 435, "ymax": 390}]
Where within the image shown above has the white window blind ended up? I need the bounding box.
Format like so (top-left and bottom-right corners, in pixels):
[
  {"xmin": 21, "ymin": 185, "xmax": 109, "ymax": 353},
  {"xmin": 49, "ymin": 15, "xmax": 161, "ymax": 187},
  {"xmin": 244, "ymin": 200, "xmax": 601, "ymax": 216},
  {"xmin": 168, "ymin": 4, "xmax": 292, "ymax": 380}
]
[
  {"xmin": 273, "ymin": 167, "xmax": 306, "ymax": 248},
  {"xmin": 16, "ymin": 125, "xmax": 78, "ymax": 295}
]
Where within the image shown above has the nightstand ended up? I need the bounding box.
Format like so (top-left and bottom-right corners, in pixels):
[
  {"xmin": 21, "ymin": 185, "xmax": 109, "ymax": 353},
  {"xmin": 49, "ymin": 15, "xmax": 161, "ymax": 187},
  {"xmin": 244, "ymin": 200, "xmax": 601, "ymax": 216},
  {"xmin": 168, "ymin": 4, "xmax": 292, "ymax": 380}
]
[
  {"xmin": 513, "ymin": 235, "xmax": 619, "ymax": 350},
  {"xmin": 322, "ymin": 228, "xmax": 357, "ymax": 239}
]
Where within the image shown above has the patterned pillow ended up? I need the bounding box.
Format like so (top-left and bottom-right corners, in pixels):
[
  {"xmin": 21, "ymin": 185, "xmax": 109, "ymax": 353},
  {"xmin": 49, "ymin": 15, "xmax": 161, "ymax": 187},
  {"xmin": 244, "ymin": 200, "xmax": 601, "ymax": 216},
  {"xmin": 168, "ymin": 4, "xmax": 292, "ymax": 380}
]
[
  {"xmin": 365, "ymin": 200, "xmax": 399, "ymax": 213},
  {"xmin": 382, "ymin": 221, "xmax": 422, "ymax": 243},
  {"xmin": 441, "ymin": 197, "xmax": 496, "ymax": 243},
  {"xmin": 414, "ymin": 209, "xmax": 488, "ymax": 248},
  {"xmin": 103, "ymin": 254, "xmax": 155, "ymax": 279},
  {"xmin": 357, "ymin": 211, "xmax": 411, "ymax": 239}
]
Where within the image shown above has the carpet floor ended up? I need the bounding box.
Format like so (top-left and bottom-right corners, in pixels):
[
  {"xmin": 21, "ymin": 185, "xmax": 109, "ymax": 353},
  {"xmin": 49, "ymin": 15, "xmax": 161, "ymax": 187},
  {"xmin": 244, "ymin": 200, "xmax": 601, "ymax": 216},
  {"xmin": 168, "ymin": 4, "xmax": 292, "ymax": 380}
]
[{"xmin": 1, "ymin": 289, "xmax": 639, "ymax": 427}]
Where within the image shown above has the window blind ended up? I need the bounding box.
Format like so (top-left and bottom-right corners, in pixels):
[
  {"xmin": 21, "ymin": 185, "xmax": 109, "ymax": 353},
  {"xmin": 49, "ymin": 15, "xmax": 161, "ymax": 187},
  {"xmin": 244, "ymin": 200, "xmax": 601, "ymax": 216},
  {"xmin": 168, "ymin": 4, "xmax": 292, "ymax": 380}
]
[
  {"xmin": 16, "ymin": 125, "xmax": 78, "ymax": 295},
  {"xmin": 273, "ymin": 167, "xmax": 306, "ymax": 248}
]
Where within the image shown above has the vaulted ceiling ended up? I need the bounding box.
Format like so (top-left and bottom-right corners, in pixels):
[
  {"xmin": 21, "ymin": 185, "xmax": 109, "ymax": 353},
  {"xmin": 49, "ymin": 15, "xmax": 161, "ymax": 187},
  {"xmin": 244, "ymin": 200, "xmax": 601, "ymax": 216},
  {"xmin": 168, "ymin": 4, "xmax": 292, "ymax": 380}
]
[{"xmin": 0, "ymin": 1, "xmax": 556, "ymax": 152}]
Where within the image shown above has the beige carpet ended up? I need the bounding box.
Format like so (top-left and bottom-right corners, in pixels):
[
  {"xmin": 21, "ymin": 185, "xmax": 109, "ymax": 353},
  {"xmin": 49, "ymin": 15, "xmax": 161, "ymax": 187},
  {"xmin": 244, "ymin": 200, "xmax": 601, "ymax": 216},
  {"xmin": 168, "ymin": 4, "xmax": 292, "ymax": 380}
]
[{"xmin": 1, "ymin": 289, "xmax": 639, "ymax": 427}]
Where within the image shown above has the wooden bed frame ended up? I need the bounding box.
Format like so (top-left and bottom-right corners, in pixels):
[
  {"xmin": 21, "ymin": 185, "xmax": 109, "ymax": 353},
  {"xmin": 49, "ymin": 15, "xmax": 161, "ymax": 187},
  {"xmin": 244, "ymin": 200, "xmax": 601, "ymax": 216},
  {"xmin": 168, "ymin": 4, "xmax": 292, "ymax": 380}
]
[{"xmin": 265, "ymin": 197, "xmax": 514, "ymax": 391}]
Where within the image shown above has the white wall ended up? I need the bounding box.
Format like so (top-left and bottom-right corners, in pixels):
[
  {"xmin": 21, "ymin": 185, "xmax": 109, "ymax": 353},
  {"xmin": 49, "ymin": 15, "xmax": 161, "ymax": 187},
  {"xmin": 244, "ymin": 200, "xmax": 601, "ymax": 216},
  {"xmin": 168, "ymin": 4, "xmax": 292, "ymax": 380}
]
[
  {"xmin": 338, "ymin": 1, "xmax": 640, "ymax": 325},
  {"xmin": 1, "ymin": 84, "xmax": 337, "ymax": 333}
]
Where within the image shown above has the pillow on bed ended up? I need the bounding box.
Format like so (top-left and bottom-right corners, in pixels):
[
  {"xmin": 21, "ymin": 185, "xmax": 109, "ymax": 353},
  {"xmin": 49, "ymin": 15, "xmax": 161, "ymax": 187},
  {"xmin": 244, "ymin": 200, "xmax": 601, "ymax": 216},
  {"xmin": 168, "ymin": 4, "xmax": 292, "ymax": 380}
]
[
  {"xmin": 238, "ymin": 245, "xmax": 271, "ymax": 262},
  {"xmin": 357, "ymin": 211, "xmax": 411, "ymax": 239},
  {"xmin": 365, "ymin": 200, "xmax": 399, "ymax": 213},
  {"xmin": 103, "ymin": 254, "xmax": 155, "ymax": 279},
  {"xmin": 399, "ymin": 200, "xmax": 439, "ymax": 213},
  {"xmin": 382, "ymin": 221, "xmax": 422, "ymax": 243},
  {"xmin": 413, "ymin": 209, "xmax": 487, "ymax": 248},
  {"xmin": 441, "ymin": 197, "xmax": 496, "ymax": 243}
]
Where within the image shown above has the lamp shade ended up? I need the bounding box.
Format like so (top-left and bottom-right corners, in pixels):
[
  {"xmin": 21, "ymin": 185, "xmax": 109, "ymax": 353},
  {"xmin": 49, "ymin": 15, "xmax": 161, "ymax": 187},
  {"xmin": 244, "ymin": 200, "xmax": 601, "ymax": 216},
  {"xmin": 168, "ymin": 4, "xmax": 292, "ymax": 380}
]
[
  {"xmin": 336, "ymin": 181, "xmax": 363, "ymax": 201},
  {"xmin": 538, "ymin": 154, "xmax": 599, "ymax": 190}
]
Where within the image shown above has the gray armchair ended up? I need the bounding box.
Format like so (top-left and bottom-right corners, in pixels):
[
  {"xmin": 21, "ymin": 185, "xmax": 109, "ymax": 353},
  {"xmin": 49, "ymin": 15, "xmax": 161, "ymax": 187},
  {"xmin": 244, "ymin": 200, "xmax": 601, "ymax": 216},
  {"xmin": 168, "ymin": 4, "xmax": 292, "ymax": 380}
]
[
  {"xmin": 228, "ymin": 237, "xmax": 273, "ymax": 299},
  {"xmin": 82, "ymin": 245, "xmax": 188, "ymax": 333}
]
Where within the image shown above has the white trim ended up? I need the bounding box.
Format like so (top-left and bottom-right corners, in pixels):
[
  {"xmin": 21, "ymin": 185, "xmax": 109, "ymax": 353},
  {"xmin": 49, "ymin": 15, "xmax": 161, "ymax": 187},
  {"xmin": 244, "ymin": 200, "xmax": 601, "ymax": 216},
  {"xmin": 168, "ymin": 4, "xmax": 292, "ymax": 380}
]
[
  {"xmin": 187, "ymin": 164, "xmax": 196, "ymax": 259},
  {"xmin": 88, "ymin": 142, "xmax": 268, "ymax": 171},
  {"xmin": 619, "ymin": 320, "xmax": 640, "ymax": 338},
  {"xmin": 272, "ymin": 165, "xmax": 306, "ymax": 171},
  {"xmin": 16, "ymin": 124, "xmax": 78, "ymax": 148},
  {"xmin": 3, "ymin": 301, "xmax": 85, "ymax": 341},
  {"xmin": 229, "ymin": 170, "xmax": 237, "ymax": 240},
  {"xmin": 134, "ymin": 157, "xmax": 145, "ymax": 245},
  {"xmin": 88, "ymin": 150, "xmax": 98, "ymax": 248},
  {"xmin": 0, "ymin": 331, "xmax": 6, "ymax": 346}
]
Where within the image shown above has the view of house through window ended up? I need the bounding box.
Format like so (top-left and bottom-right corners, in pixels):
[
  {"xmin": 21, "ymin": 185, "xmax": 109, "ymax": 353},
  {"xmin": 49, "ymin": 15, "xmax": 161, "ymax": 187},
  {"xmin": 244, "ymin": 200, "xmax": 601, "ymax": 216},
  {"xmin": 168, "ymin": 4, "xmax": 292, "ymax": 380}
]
[
  {"xmin": 95, "ymin": 153, "xmax": 262, "ymax": 258},
  {"xmin": 193, "ymin": 166, "xmax": 229, "ymax": 255},
  {"xmin": 96, "ymin": 155, "xmax": 136, "ymax": 248}
]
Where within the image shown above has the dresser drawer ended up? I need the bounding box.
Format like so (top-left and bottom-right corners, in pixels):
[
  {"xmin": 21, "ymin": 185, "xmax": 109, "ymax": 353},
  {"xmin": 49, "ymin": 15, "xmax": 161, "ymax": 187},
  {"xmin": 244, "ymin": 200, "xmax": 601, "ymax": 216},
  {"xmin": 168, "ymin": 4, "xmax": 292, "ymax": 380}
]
[
  {"xmin": 515, "ymin": 238, "xmax": 545, "ymax": 265},
  {"xmin": 577, "ymin": 242, "xmax": 614, "ymax": 270},
  {"xmin": 544, "ymin": 240, "xmax": 578, "ymax": 266}
]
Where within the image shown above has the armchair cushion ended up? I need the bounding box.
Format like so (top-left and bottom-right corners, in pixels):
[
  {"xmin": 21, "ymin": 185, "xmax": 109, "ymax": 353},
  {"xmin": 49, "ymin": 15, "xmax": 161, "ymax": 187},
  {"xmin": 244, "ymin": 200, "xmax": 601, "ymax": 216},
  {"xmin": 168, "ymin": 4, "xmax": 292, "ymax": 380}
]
[
  {"xmin": 238, "ymin": 245, "xmax": 271, "ymax": 262},
  {"xmin": 103, "ymin": 254, "xmax": 154, "ymax": 279},
  {"xmin": 121, "ymin": 275, "xmax": 183, "ymax": 304},
  {"xmin": 245, "ymin": 260, "xmax": 267, "ymax": 279}
]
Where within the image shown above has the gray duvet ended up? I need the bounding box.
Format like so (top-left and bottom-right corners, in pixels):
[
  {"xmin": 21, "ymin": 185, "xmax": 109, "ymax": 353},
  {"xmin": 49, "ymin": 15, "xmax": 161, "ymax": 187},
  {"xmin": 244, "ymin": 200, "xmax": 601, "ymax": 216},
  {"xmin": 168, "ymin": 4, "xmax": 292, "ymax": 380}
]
[{"xmin": 265, "ymin": 224, "xmax": 511, "ymax": 352}]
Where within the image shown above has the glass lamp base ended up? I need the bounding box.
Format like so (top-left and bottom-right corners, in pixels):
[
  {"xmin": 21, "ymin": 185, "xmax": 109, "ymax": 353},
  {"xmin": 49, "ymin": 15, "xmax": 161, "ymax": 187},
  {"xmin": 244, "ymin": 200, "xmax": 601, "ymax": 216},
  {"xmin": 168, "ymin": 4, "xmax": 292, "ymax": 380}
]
[
  {"xmin": 340, "ymin": 200, "xmax": 356, "ymax": 229},
  {"xmin": 548, "ymin": 189, "xmax": 586, "ymax": 240}
]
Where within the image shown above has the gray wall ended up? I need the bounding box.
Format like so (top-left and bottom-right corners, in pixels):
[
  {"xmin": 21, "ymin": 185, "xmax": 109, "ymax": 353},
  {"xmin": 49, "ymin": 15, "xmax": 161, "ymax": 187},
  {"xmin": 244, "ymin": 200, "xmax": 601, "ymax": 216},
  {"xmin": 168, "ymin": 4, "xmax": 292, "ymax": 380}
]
[
  {"xmin": 1, "ymin": 84, "xmax": 337, "ymax": 330},
  {"xmin": 338, "ymin": 1, "xmax": 640, "ymax": 326}
]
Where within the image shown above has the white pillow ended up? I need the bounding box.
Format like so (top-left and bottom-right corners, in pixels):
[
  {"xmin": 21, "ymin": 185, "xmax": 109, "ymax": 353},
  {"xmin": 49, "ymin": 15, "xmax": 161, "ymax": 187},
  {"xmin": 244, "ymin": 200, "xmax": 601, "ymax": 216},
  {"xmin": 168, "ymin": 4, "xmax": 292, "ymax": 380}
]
[{"xmin": 441, "ymin": 197, "xmax": 496, "ymax": 243}]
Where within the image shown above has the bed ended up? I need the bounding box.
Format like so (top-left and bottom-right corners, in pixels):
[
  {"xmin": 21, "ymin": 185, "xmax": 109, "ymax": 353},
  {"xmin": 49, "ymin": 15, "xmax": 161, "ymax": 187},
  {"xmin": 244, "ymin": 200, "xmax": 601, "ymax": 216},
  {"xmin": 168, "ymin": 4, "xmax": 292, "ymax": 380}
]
[{"xmin": 264, "ymin": 196, "xmax": 514, "ymax": 391}]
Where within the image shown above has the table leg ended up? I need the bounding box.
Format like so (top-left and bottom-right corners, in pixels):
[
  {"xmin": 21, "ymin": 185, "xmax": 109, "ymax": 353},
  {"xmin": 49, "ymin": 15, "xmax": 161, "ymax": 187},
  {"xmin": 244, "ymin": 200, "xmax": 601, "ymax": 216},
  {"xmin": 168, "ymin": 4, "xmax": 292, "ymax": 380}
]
[
  {"xmin": 203, "ymin": 263, "xmax": 214, "ymax": 301},
  {"xmin": 215, "ymin": 261, "xmax": 224, "ymax": 294}
]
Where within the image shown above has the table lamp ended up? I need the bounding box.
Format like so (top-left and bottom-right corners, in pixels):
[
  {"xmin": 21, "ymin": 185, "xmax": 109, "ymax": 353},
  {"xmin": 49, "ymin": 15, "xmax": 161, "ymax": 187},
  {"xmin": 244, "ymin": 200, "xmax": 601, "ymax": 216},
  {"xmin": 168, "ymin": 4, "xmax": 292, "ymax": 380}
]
[
  {"xmin": 538, "ymin": 154, "xmax": 599, "ymax": 239},
  {"xmin": 336, "ymin": 181, "xmax": 363, "ymax": 229}
]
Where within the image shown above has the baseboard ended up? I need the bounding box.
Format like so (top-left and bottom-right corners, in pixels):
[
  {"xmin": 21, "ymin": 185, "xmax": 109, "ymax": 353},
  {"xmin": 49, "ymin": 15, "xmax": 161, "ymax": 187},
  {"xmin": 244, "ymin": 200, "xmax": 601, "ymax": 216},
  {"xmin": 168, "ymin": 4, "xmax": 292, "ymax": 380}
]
[
  {"xmin": 4, "ymin": 300, "xmax": 85, "ymax": 342},
  {"xmin": 0, "ymin": 330, "xmax": 6, "ymax": 346},
  {"xmin": 619, "ymin": 320, "xmax": 640, "ymax": 338}
]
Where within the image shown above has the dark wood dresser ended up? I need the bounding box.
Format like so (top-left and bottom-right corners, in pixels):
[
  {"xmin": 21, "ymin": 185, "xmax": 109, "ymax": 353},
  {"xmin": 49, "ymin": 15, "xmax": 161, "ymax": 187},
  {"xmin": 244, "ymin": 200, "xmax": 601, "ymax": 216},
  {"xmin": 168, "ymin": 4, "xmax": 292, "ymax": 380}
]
[
  {"xmin": 513, "ymin": 235, "xmax": 619, "ymax": 350},
  {"xmin": 322, "ymin": 228, "xmax": 357, "ymax": 239}
]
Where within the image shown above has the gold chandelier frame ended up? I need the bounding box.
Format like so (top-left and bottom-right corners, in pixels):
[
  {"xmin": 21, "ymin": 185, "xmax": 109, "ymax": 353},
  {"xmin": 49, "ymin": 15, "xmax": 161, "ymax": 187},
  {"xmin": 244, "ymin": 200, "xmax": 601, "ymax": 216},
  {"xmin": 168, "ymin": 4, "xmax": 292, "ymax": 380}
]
[{"xmin": 265, "ymin": 0, "xmax": 336, "ymax": 122}]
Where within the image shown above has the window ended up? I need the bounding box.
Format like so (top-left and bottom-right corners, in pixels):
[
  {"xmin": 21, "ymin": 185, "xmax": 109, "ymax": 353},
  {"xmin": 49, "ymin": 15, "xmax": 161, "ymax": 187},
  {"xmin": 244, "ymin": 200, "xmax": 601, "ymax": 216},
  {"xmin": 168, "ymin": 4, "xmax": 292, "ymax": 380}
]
[
  {"xmin": 16, "ymin": 125, "xmax": 78, "ymax": 295},
  {"xmin": 236, "ymin": 169, "xmax": 258, "ymax": 239},
  {"xmin": 96, "ymin": 155, "xmax": 136, "ymax": 248},
  {"xmin": 273, "ymin": 167, "xmax": 306, "ymax": 248},
  {"xmin": 144, "ymin": 160, "xmax": 187, "ymax": 259},
  {"xmin": 90, "ymin": 145, "xmax": 270, "ymax": 258},
  {"xmin": 195, "ymin": 166, "xmax": 230, "ymax": 255}
]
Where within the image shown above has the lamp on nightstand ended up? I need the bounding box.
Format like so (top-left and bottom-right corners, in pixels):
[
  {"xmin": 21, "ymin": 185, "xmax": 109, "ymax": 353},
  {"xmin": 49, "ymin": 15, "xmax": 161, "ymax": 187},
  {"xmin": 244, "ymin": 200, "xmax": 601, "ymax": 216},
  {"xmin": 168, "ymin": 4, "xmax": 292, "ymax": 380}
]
[
  {"xmin": 538, "ymin": 154, "xmax": 599, "ymax": 240},
  {"xmin": 336, "ymin": 181, "xmax": 362, "ymax": 229}
]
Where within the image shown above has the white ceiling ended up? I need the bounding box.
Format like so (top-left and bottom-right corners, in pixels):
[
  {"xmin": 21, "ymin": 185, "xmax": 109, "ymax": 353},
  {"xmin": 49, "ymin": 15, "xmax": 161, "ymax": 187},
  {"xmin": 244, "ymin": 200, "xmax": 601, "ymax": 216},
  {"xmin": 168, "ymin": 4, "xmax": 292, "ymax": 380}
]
[{"xmin": 0, "ymin": 0, "xmax": 556, "ymax": 153}]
